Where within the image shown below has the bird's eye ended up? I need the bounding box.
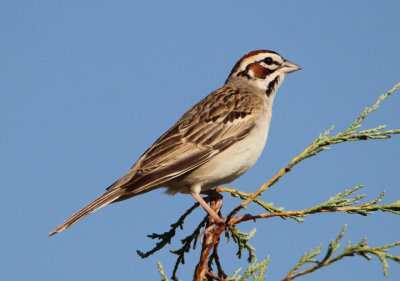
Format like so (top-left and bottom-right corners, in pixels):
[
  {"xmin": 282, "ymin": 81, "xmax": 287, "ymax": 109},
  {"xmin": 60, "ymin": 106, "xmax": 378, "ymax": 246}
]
[{"xmin": 263, "ymin": 57, "xmax": 273, "ymax": 65}]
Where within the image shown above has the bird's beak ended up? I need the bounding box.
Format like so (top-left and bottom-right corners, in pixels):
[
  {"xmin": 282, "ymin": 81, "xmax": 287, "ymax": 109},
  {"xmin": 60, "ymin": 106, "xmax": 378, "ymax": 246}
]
[{"xmin": 281, "ymin": 60, "xmax": 301, "ymax": 74}]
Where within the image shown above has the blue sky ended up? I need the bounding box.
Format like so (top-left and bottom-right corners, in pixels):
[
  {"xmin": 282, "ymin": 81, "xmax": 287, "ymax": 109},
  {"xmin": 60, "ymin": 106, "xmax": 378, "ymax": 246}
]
[{"xmin": 1, "ymin": 1, "xmax": 400, "ymax": 280}]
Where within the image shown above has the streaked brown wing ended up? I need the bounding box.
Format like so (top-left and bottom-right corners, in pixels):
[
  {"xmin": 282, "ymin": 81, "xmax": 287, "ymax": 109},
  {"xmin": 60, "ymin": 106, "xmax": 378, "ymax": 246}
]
[{"xmin": 107, "ymin": 85, "xmax": 263, "ymax": 195}]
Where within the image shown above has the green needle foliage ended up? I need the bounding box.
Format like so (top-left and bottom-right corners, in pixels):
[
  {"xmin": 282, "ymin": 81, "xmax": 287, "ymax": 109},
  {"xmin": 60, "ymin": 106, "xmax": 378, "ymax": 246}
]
[
  {"xmin": 232, "ymin": 257, "xmax": 270, "ymax": 281},
  {"xmin": 229, "ymin": 227, "xmax": 257, "ymax": 262},
  {"xmin": 284, "ymin": 225, "xmax": 400, "ymax": 280},
  {"xmin": 228, "ymin": 190, "xmax": 303, "ymax": 222},
  {"xmin": 302, "ymin": 184, "xmax": 397, "ymax": 216},
  {"xmin": 226, "ymin": 184, "xmax": 400, "ymax": 223},
  {"xmin": 295, "ymin": 83, "xmax": 400, "ymax": 164}
]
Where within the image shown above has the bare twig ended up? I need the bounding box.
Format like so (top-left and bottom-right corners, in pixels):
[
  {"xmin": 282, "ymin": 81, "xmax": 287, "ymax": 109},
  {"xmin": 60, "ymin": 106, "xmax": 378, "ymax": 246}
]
[
  {"xmin": 210, "ymin": 242, "xmax": 227, "ymax": 278},
  {"xmin": 194, "ymin": 193, "xmax": 226, "ymax": 281}
]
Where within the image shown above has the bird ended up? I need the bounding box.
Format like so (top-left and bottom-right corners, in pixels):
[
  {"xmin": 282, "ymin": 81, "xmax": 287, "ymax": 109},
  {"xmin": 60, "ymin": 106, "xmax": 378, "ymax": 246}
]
[{"xmin": 49, "ymin": 50, "xmax": 301, "ymax": 236}]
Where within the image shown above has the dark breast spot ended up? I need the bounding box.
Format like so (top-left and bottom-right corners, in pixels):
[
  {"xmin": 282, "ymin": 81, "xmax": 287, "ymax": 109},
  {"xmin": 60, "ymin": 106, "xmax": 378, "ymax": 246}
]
[{"xmin": 266, "ymin": 77, "xmax": 279, "ymax": 97}]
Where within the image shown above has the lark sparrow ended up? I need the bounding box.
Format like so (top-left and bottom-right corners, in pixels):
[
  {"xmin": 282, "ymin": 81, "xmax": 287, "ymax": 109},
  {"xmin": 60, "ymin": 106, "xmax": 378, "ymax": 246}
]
[{"xmin": 49, "ymin": 50, "xmax": 300, "ymax": 235}]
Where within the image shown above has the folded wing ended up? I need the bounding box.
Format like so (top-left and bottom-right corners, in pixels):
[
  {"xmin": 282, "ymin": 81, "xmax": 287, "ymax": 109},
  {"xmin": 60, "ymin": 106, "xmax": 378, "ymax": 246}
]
[{"xmin": 108, "ymin": 85, "xmax": 263, "ymax": 198}]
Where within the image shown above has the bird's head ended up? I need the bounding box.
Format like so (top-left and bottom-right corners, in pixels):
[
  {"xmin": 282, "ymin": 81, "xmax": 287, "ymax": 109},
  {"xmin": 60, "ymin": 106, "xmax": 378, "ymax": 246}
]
[{"xmin": 226, "ymin": 50, "xmax": 301, "ymax": 96}]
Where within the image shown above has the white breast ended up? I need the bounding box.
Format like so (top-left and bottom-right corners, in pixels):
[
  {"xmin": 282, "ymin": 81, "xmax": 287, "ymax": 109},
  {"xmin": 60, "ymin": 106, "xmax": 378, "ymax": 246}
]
[{"xmin": 166, "ymin": 109, "xmax": 271, "ymax": 194}]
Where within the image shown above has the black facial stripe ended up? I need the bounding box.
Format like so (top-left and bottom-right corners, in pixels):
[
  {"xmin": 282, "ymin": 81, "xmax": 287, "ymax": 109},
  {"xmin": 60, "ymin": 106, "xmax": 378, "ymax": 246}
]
[
  {"xmin": 236, "ymin": 70, "xmax": 251, "ymax": 79},
  {"xmin": 237, "ymin": 63, "xmax": 275, "ymax": 79},
  {"xmin": 263, "ymin": 67, "xmax": 276, "ymax": 76},
  {"xmin": 266, "ymin": 77, "xmax": 279, "ymax": 97}
]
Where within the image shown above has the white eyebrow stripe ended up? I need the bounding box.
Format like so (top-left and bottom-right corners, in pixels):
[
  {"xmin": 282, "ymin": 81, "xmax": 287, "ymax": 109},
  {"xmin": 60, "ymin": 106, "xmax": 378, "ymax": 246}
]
[{"xmin": 236, "ymin": 53, "xmax": 283, "ymax": 73}]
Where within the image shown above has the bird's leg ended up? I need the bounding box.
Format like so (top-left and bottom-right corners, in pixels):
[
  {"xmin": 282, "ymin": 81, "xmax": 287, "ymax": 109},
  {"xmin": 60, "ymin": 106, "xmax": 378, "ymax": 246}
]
[
  {"xmin": 191, "ymin": 191, "xmax": 225, "ymax": 224},
  {"xmin": 201, "ymin": 188, "xmax": 225, "ymax": 219}
]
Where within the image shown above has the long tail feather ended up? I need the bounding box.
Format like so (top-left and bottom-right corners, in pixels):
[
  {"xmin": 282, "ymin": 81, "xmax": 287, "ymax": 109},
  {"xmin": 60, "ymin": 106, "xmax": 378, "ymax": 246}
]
[{"xmin": 49, "ymin": 188, "xmax": 123, "ymax": 236}]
